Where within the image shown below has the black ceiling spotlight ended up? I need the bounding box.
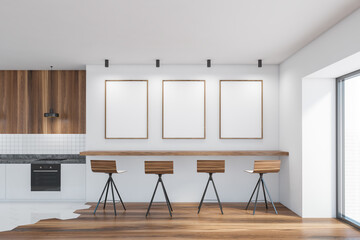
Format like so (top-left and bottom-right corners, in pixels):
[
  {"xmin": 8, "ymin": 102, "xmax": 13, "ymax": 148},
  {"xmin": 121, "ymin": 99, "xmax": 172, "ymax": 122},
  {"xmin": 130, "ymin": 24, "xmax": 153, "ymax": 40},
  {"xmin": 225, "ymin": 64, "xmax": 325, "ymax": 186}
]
[
  {"xmin": 207, "ymin": 59, "xmax": 211, "ymax": 68},
  {"xmin": 156, "ymin": 59, "xmax": 160, "ymax": 68},
  {"xmin": 258, "ymin": 59, "xmax": 262, "ymax": 68},
  {"xmin": 44, "ymin": 66, "xmax": 59, "ymax": 118},
  {"xmin": 105, "ymin": 59, "xmax": 109, "ymax": 68}
]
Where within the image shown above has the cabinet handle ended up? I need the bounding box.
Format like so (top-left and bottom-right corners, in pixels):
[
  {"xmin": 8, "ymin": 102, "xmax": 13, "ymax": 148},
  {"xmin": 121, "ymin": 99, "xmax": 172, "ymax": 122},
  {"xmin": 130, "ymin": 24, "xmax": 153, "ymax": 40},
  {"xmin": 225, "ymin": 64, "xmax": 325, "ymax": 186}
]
[{"xmin": 33, "ymin": 170, "xmax": 58, "ymax": 173}]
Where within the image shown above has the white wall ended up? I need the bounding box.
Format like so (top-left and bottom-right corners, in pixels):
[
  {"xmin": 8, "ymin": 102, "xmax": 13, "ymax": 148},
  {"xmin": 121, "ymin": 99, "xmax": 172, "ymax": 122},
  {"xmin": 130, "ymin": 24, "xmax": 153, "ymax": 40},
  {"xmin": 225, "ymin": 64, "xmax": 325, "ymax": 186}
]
[
  {"xmin": 85, "ymin": 64, "xmax": 280, "ymax": 202},
  {"xmin": 279, "ymin": 8, "xmax": 360, "ymax": 216},
  {"xmin": 302, "ymin": 78, "xmax": 336, "ymax": 218}
]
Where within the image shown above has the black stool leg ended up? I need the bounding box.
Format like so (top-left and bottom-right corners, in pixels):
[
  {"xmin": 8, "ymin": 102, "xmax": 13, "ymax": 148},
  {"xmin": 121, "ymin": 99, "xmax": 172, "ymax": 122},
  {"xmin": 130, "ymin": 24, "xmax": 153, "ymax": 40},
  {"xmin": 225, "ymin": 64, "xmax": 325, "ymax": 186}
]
[
  {"xmin": 160, "ymin": 177, "xmax": 172, "ymax": 217},
  {"xmin": 262, "ymin": 177, "xmax": 278, "ymax": 214},
  {"xmin": 245, "ymin": 177, "xmax": 261, "ymax": 210},
  {"xmin": 163, "ymin": 188, "xmax": 173, "ymax": 212},
  {"xmin": 94, "ymin": 177, "xmax": 110, "ymax": 215},
  {"xmin": 146, "ymin": 175, "xmax": 161, "ymax": 217},
  {"xmin": 210, "ymin": 174, "xmax": 223, "ymax": 214},
  {"xmin": 253, "ymin": 174, "xmax": 262, "ymax": 215},
  {"xmin": 261, "ymin": 175, "xmax": 268, "ymax": 209},
  {"xmin": 103, "ymin": 174, "xmax": 111, "ymax": 209},
  {"xmin": 160, "ymin": 178, "xmax": 173, "ymax": 212},
  {"xmin": 111, "ymin": 177, "xmax": 126, "ymax": 210},
  {"xmin": 198, "ymin": 173, "xmax": 211, "ymax": 214},
  {"xmin": 110, "ymin": 176, "xmax": 117, "ymax": 216}
]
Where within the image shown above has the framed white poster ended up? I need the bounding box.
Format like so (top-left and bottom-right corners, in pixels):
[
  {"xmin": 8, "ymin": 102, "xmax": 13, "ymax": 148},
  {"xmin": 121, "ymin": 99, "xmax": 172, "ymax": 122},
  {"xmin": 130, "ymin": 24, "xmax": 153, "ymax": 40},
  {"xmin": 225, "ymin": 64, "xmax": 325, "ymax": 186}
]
[
  {"xmin": 220, "ymin": 80, "xmax": 263, "ymax": 139},
  {"xmin": 162, "ymin": 80, "xmax": 206, "ymax": 139},
  {"xmin": 105, "ymin": 80, "xmax": 148, "ymax": 139}
]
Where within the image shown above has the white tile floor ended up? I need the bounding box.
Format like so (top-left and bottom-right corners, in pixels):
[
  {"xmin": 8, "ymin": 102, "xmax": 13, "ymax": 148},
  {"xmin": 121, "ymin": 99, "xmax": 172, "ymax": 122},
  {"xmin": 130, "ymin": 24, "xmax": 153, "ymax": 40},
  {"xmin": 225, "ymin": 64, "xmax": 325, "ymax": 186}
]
[{"xmin": 0, "ymin": 202, "xmax": 90, "ymax": 232}]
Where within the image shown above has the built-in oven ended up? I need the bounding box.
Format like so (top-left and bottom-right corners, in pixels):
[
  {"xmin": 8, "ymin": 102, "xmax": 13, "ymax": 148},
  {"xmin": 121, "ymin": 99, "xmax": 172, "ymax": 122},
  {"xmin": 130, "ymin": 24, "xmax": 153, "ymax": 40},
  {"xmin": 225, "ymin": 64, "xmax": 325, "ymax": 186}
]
[{"xmin": 31, "ymin": 163, "xmax": 61, "ymax": 191}]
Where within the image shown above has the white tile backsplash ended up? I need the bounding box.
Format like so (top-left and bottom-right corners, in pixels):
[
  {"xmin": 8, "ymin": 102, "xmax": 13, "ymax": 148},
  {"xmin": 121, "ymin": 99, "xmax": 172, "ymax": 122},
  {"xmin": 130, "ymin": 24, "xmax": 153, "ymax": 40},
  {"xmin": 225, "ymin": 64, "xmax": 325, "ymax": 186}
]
[{"xmin": 0, "ymin": 134, "xmax": 85, "ymax": 154}]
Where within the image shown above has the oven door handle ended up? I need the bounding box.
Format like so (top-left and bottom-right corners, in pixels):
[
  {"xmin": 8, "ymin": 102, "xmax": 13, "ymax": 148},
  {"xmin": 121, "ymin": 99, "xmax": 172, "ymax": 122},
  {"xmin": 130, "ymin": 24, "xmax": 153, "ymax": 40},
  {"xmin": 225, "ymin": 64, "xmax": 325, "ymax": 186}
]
[{"xmin": 32, "ymin": 170, "xmax": 59, "ymax": 173}]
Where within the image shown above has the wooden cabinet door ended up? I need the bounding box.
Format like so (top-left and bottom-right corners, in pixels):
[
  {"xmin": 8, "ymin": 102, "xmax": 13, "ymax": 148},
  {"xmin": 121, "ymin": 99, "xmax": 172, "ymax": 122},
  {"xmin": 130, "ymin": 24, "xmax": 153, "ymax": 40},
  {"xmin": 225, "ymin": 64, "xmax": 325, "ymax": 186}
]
[
  {"xmin": 0, "ymin": 71, "xmax": 29, "ymax": 133},
  {"xmin": 0, "ymin": 70, "xmax": 86, "ymax": 134},
  {"xmin": 44, "ymin": 70, "xmax": 86, "ymax": 134},
  {"xmin": 27, "ymin": 70, "xmax": 48, "ymax": 133}
]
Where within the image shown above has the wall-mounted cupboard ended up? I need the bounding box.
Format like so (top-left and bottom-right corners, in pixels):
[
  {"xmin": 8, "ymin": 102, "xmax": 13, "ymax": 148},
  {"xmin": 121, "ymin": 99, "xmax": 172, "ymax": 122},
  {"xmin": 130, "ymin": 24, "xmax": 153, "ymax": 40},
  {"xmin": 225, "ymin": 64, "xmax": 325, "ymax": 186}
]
[
  {"xmin": 105, "ymin": 80, "xmax": 148, "ymax": 139},
  {"xmin": 0, "ymin": 70, "xmax": 86, "ymax": 134}
]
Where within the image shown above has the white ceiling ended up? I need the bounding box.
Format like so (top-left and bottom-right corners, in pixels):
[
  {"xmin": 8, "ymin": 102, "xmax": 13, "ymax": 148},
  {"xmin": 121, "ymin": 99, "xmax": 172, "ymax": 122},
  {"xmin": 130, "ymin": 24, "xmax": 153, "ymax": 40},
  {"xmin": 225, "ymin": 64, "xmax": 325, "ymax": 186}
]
[{"xmin": 0, "ymin": 0, "xmax": 359, "ymax": 69}]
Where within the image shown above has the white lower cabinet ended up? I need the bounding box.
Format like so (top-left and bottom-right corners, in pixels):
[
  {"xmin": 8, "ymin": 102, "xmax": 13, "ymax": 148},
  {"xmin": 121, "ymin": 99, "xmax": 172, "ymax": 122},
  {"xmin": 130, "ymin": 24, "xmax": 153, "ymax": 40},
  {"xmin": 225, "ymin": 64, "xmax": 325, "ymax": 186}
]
[
  {"xmin": 61, "ymin": 164, "xmax": 86, "ymax": 200},
  {"xmin": 6, "ymin": 164, "xmax": 34, "ymax": 200},
  {"xmin": 0, "ymin": 165, "xmax": 5, "ymax": 199},
  {"xmin": 4, "ymin": 164, "xmax": 85, "ymax": 201}
]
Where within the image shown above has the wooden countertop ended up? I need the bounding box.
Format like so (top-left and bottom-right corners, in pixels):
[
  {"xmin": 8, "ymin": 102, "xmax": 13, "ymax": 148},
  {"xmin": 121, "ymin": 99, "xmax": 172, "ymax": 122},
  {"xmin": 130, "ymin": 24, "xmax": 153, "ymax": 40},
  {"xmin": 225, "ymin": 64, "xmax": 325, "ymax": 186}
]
[{"xmin": 80, "ymin": 150, "xmax": 289, "ymax": 156}]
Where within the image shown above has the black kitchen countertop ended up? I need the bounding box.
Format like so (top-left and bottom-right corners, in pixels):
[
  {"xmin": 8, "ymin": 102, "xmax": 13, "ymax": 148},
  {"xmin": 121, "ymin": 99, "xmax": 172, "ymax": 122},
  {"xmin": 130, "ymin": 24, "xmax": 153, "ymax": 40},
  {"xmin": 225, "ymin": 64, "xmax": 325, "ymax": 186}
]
[{"xmin": 0, "ymin": 154, "xmax": 85, "ymax": 164}]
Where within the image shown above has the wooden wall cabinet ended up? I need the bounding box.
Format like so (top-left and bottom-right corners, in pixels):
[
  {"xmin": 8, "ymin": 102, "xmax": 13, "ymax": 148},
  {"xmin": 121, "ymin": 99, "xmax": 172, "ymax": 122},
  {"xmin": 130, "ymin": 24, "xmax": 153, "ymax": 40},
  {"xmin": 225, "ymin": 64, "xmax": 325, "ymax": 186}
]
[{"xmin": 0, "ymin": 70, "xmax": 86, "ymax": 134}]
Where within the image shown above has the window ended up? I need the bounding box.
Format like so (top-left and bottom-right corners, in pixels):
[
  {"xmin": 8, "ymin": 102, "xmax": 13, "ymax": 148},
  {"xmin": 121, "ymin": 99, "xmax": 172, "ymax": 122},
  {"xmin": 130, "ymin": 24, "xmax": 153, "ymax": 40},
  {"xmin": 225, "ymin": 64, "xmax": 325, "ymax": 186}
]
[{"xmin": 337, "ymin": 69, "xmax": 360, "ymax": 228}]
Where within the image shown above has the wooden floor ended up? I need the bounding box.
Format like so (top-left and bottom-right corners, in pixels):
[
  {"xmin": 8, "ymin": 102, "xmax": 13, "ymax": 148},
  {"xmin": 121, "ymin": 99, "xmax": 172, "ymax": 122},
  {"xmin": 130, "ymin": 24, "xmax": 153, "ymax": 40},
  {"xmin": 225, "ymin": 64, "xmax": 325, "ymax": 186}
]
[{"xmin": 0, "ymin": 202, "xmax": 359, "ymax": 239}]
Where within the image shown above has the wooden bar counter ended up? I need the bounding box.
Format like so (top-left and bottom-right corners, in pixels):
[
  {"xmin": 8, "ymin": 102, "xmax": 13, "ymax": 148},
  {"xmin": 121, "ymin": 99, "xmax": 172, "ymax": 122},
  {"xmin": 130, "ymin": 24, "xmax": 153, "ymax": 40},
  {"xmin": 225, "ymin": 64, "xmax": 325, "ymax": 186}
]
[{"xmin": 80, "ymin": 150, "xmax": 289, "ymax": 156}]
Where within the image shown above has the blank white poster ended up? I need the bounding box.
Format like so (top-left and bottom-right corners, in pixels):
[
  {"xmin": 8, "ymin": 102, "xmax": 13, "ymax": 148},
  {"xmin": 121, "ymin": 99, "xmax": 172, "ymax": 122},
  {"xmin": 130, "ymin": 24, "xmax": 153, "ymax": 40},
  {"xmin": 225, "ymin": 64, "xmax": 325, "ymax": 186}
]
[
  {"xmin": 163, "ymin": 80, "xmax": 206, "ymax": 139},
  {"xmin": 220, "ymin": 80, "xmax": 263, "ymax": 139},
  {"xmin": 105, "ymin": 80, "xmax": 148, "ymax": 139}
]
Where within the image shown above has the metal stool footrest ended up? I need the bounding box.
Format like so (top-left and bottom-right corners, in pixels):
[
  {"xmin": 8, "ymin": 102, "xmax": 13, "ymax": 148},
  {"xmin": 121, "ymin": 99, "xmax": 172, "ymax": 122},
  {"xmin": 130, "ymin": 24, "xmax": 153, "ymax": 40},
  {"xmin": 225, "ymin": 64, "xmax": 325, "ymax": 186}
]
[
  {"xmin": 146, "ymin": 174, "xmax": 173, "ymax": 217},
  {"xmin": 245, "ymin": 173, "xmax": 278, "ymax": 215},
  {"xmin": 198, "ymin": 173, "xmax": 223, "ymax": 214},
  {"xmin": 94, "ymin": 173, "xmax": 126, "ymax": 216}
]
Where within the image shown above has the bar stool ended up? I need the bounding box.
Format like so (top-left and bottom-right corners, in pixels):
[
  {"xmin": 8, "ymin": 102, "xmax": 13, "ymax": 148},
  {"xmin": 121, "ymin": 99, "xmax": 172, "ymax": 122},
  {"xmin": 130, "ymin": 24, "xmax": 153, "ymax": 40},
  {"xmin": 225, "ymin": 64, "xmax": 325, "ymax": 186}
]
[
  {"xmin": 145, "ymin": 161, "xmax": 173, "ymax": 217},
  {"xmin": 91, "ymin": 160, "xmax": 126, "ymax": 216},
  {"xmin": 197, "ymin": 160, "xmax": 225, "ymax": 214},
  {"xmin": 245, "ymin": 160, "xmax": 281, "ymax": 215}
]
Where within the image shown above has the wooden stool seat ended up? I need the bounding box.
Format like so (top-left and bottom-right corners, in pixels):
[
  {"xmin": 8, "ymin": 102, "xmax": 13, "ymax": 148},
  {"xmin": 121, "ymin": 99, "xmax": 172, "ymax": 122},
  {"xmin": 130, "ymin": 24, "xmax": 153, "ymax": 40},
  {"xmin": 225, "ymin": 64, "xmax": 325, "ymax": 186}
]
[
  {"xmin": 91, "ymin": 160, "xmax": 127, "ymax": 216},
  {"xmin": 91, "ymin": 160, "xmax": 127, "ymax": 174},
  {"xmin": 245, "ymin": 160, "xmax": 280, "ymax": 215},
  {"xmin": 245, "ymin": 160, "xmax": 281, "ymax": 174},
  {"xmin": 197, "ymin": 160, "xmax": 225, "ymax": 173},
  {"xmin": 197, "ymin": 160, "xmax": 225, "ymax": 214},
  {"xmin": 145, "ymin": 161, "xmax": 174, "ymax": 217},
  {"xmin": 145, "ymin": 161, "xmax": 173, "ymax": 175}
]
